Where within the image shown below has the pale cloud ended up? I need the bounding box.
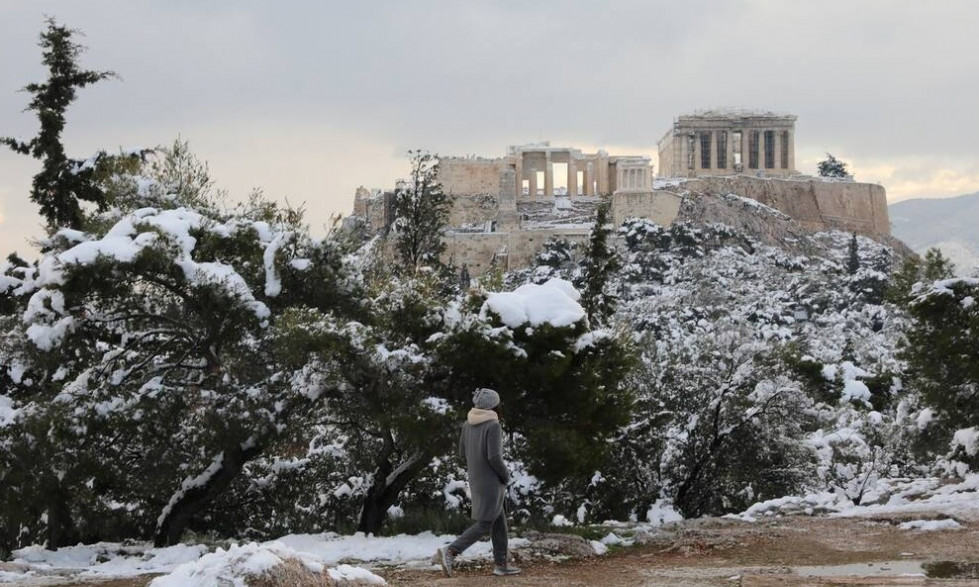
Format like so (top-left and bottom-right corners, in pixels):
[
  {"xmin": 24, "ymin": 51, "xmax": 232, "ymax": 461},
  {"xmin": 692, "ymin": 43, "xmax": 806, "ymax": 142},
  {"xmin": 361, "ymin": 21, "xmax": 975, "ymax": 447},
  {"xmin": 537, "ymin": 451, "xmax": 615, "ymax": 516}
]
[
  {"xmin": 2, "ymin": 0, "xmax": 979, "ymax": 257},
  {"xmin": 794, "ymin": 149, "xmax": 979, "ymax": 204},
  {"xmin": 874, "ymin": 166, "xmax": 979, "ymax": 203}
]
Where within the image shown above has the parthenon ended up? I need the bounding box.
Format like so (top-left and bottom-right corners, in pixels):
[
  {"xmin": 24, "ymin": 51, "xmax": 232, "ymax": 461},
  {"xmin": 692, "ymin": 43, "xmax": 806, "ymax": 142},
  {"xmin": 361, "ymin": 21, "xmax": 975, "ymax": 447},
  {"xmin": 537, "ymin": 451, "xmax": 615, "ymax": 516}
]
[{"xmin": 658, "ymin": 110, "xmax": 797, "ymax": 178}]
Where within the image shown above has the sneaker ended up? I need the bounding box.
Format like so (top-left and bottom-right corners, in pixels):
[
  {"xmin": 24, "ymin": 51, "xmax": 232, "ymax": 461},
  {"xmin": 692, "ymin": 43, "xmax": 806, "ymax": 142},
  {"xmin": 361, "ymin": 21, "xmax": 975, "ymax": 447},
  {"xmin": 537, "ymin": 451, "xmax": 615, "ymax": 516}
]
[
  {"xmin": 432, "ymin": 547, "xmax": 454, "ymax": 577},
  {"xmin": 493, "ymin": 565, "xmax": 521, "ymax": 576}
]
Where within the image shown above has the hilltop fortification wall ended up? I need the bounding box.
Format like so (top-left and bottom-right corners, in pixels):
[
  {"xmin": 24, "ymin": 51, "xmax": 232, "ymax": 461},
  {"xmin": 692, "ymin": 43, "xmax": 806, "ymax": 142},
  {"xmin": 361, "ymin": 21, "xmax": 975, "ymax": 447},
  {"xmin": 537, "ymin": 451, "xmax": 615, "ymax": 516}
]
[
  {"xmin": 676, "ymin": 176, "xmax": 890, "ymax": 239},
  {"xmin": 439, "ymin": 158, "xmax": 508, "ymax": 196}
]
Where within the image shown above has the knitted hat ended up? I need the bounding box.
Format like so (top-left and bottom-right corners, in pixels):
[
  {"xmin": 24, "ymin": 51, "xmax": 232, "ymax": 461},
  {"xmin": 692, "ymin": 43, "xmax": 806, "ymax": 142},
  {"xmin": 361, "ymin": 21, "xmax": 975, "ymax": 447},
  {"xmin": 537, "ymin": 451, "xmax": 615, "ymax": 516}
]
[{"xmin": 473, "ymin": 387, "xmax": 500, "ymax": 410}]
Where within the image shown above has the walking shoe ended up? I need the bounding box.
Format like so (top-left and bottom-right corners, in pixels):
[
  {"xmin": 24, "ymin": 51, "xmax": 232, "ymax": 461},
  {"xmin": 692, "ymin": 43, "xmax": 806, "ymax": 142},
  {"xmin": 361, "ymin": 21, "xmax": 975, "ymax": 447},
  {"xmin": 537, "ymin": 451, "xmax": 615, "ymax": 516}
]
[
  {"xmin": 493, "ymin": 564, "xmax": 521, "ymax": 576},
  {"xmin": 432, "ymin": 547, "xmax": 454, "ymax": 577}
]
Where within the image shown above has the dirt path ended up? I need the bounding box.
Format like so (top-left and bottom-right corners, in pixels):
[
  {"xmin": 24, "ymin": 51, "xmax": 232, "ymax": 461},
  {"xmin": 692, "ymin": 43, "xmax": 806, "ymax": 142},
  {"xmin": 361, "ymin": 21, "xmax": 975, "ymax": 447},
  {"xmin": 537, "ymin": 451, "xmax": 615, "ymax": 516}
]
[
  {"xmin": 380, "ymin": 515, "xmax": 979, "ymax": 586},
  {"xmin": 20, "ymin": 514, "xmax": 979, "ymax": 586}
]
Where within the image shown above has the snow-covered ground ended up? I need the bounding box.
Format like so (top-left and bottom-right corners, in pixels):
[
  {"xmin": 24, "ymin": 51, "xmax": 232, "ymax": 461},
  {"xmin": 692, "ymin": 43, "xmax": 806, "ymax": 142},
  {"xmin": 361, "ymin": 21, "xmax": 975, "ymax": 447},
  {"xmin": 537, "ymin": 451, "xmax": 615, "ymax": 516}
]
[
  {"xmin": 733, "ymin": 474, "xmax": 979, "ymax": 524},
  {"xmin": 4, "ymin": 475, "xmax": 979, "ymax": 585},
  {"xmin": 0, "ymin": 531, "xmax": 529, "ymax": 585}
]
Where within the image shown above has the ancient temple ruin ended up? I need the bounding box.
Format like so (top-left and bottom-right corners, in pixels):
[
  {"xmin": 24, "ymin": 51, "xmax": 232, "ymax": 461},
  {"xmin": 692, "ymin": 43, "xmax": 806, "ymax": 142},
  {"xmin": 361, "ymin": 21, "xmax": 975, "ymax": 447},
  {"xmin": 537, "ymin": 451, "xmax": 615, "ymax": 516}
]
[
  {"xmin": 658, "ymin": 110, "xmax": 797, "ymax": 178},
  {"xmin": 435, "ymin": 142, "xmax": 653, "ymax": 201}
]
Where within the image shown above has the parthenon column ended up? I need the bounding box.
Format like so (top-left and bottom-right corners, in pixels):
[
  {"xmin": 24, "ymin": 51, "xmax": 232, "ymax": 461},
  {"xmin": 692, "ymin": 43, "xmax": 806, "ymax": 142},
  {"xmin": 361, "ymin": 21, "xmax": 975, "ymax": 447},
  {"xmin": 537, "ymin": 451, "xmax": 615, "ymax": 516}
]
[
  {"xmin": 544, "ymin": 152, "xmax": 553, "ymax": 198},
  {"xmin": 567, "ymin": 158, "xmax": 578, "ymax": 198},
  {"xmin": 787, "ymin": 130, "xmax": 795, "ymax": 172},
  {"xmin": 528, "ymin": 168, "xmax": 538, "ymax": 198},
  {"xmin": 583, "ymin": 162, "xmax": 594, "ymax": 196},
  {"xmin": 514, "ymin": 154, "xmax": 524, "ymax": 200},
  {"xmin": 774, "ymin": 131, "xmax": 782, "ymax": 171}
]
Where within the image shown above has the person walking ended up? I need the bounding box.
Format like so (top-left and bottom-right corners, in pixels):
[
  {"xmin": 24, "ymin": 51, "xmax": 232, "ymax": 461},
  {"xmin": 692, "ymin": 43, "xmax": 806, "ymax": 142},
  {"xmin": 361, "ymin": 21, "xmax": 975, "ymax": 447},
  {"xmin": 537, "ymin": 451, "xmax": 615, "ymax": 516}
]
[{"xmin": 433, "ymin": 388, "xmax": 521, "ymax": 577}]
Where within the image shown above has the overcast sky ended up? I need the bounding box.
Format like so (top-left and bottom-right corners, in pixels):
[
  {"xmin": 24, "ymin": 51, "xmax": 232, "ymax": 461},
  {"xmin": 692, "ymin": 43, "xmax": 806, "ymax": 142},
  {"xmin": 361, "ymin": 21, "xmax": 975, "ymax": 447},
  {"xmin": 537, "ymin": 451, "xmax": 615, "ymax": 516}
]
[{"xmin": 2, "ymin": 0, "xmax": 978, "ymax": 256}]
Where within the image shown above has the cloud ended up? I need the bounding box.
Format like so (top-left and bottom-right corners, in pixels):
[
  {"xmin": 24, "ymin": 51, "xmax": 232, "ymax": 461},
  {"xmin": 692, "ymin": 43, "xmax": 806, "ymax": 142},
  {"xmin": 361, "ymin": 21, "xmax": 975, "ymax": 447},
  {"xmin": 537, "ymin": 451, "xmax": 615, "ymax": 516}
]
[
  {"xmin": 796, "ymin": 150, "xmax": 979, "ymax": 202},
  {"xmin": 2, "ymin": 0, "xmax": 978, "ymax": 254}
]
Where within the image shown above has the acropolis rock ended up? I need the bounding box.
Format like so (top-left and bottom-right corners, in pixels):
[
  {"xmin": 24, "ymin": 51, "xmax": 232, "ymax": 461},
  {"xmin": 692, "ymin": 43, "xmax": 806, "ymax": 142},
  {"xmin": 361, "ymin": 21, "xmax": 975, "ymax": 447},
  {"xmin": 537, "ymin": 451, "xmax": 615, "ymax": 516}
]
[{"xmin": 350, "ymin": 111, "xmax": 893, "ymax": 275}]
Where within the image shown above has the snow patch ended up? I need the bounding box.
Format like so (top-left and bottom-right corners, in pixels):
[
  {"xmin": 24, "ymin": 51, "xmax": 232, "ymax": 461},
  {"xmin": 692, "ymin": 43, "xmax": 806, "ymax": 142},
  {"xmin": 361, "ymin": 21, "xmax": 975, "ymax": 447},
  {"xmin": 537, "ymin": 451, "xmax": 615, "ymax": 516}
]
[
  {"xmin": 899, "ymin": 519, "xmax": 961, "ymax": 531},
  {"xmin": 482, "ymin": 278, "xmax": 585, "ymax": 328}
]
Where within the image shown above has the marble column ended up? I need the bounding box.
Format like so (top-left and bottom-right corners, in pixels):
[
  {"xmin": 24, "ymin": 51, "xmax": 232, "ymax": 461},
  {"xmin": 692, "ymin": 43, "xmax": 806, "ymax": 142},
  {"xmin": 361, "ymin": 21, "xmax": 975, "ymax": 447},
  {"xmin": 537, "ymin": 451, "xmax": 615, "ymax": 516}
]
[
  {"xmin": 514, "ymin": 155, "xmax": 524, "ymax": 200},
  {"xmin": 567, "ymin": 158, "xmax": 578, "ymax": 198},
  {"xmin": 544, "ymin": 153, "xmax": 553, "ymax": 198},
  {"xmin": 787, "ymin": 130, "xmax": 795, "ymax": 172}
]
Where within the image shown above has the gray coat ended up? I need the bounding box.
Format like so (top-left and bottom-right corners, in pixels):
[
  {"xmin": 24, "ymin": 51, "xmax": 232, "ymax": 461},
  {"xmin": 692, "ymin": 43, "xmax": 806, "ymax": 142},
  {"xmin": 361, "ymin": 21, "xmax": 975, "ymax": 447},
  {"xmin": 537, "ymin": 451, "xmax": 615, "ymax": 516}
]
[{"xmin": 459, "ymin": 416, "xmax": 510, "ymax": 521}]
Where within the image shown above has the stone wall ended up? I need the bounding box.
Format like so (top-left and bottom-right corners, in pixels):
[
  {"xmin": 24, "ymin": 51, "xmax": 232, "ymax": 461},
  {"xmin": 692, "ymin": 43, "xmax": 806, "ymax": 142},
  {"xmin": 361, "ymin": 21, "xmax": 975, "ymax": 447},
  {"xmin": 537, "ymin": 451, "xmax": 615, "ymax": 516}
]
[
  {"xmin": 443, "ymin": 228, "xmax": 591, "ymax": 276},
  {"xmin": 356, "ymin": 191, "xmax": 394, "ymax": 233},
  {"xmin": 439, "ymin": 158, "xmax": 508, "ymax": 196},
  {"xmin": 448, "ymin": 193, "xmax": 500, "ymax": 226},
  {"xmin": 611, "ymin": 191, "xmax": 684, "ymax": 227},
  {"xmin": 676, "ymin": 176, "xmax": 890, "ymax": 238},
  {"xmin": 443, "ymin": 232, "xmax": 508, "ymax": 275}
]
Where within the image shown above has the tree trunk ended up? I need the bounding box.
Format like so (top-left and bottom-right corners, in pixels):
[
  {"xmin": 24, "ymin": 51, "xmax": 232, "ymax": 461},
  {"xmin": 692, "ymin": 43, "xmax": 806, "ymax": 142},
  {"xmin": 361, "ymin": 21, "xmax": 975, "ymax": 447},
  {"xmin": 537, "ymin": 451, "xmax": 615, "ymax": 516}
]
[
  {"xmin": 357, "ymin": 438, "xmax": 430, "ymax": 535},
  {"xmin": 154, "ymin": 441, "xmax": 262, "ymax": 547},
  {"xmin": 45, "ymin": 482, "xmax": 76, "ymax": 549}
]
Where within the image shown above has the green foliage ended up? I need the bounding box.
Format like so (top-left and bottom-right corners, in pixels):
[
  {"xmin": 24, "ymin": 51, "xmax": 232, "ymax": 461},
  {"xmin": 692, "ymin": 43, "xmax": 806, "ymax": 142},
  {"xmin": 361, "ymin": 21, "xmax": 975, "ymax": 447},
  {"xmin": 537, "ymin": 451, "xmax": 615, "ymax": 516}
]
[
  {"xmin": 847, "ymin": 233, "xmax": 860, "ymax": 274},
  {"xmin": 578, "ymin": 201, "xmax": 621, "ymax": 326},
  {"xmin": 922, "ymin": 248, "xmax": 957, "ymax": 281},
  {"xmin": 392, "ymin": 150, "xmax": 450, "ymax": 273},
  {"xmin": 885, "ymin": 249, "xmax": 955, "ymax": 307},
  {"xmin": 1, "ymin": 19, "xmax": 118, "ymax": 229},
  {"xmin": 535, "ymin": 238, "xmax": 577, "ymax": 271},
  {"xmin": 437, "ymin": 288, "xmax": 636, "ymax": 487},
  {"xmin": 381, "ymin": 508, "xmax": 471, "ymax": 537},
  {"xmin": 904, "ymin": 277, "xmax": 979, "ymax": 467},
  {"xmin": 647, "ymin": 331, "xmax": 816, "ymax": 517},
  {"xmin": 817, "ymin": 153, "xmax": 849, "ymax": 178}
]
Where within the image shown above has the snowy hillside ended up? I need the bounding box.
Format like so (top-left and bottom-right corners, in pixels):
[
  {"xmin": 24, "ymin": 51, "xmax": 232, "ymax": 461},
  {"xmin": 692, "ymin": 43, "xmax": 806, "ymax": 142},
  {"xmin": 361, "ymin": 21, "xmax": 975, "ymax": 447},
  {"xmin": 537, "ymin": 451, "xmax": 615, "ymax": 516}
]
[
  {"xmin": 3, "ymin": 146, "xmax": 976, "ymax": 586},
  {"xmin": 889, "ymin": 192, "xmax": 979, "ymax": 275}
]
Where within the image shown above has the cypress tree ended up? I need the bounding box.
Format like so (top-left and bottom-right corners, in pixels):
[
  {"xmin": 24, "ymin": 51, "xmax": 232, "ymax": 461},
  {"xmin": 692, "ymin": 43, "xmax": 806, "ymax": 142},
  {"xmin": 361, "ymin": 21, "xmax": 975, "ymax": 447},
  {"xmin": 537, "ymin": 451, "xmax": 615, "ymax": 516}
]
[
  {"xmin": 579, "ymin": 201, "xmax": 621, "ymax": 326},
  {"xmin": 847, "ymin": 233, "xmax": 860, "ymax": 275},
  {"xmin": 1, "ymin": 19, "xmax": 116, "ymax": 229},
  {"xmin": 392, "ymin": 150, "xmax": 450, "ymax": 273}
]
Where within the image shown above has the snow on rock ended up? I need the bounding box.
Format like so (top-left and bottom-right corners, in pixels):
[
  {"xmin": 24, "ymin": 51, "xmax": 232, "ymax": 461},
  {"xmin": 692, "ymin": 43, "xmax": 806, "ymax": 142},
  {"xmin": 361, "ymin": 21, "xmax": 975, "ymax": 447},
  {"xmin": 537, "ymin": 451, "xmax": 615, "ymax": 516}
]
[
  {"xmin": 328, "ymin": 564, "xmax": 386, "ymax": 584},
  {"xmin": 735, "ymin": 475, "xmax": 979, "ymax": 523},
  {"xmin": 734, "ymin": 491, "xmax": 844, "ymax": 521},
  {"xmin": 12, "ymin": 542, "xmax": 207, "ymax": 575},
  {"xmin": 520, "ymin": 532, "xmax": 600, "ymax": 558},
  {"xmin": 600, "ymin": 532, "xmax": 623, "ymax": 546},
  {"xmin": 482, "ymin": 278, "xmax": 585, "ymax": 328},
  {"xmin": 149, "ymin": 541, "xmax": 384, "ymax": 587}
]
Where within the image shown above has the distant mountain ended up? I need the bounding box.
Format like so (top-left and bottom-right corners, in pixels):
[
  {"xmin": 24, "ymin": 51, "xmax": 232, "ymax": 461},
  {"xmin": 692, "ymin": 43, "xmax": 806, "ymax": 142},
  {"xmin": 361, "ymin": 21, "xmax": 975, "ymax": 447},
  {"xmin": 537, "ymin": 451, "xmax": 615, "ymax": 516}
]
[{"xmin": 889, "ymin": 192, "xmax": 979, "ymax": 275}]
